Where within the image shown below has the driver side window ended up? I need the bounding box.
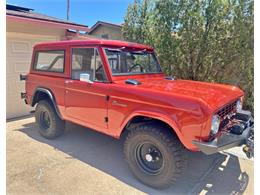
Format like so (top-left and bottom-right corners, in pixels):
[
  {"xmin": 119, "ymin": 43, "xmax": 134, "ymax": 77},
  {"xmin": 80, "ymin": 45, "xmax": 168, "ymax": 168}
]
[{"xmin": 71, "ymin": 48, "xmax": 107, "ymax": 82}]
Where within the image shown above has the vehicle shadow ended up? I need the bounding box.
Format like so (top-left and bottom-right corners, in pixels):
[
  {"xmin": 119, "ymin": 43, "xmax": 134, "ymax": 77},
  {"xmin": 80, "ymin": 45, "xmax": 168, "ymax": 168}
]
[{"xmin": 17, "ymin": 121, "xmax": 250, "ymax": 195}]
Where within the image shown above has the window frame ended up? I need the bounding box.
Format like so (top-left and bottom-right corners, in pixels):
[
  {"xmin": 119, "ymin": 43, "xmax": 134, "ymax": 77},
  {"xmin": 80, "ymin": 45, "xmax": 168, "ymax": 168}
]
[
  {"xmin": 103, "ymin": 48, "xmax": 163, "ymax": 76},
  {"xmin": 33, "ymin": 50, "xmax": 66, "ymax": 73},
  {"xmin": 70, "ymin": 47, "xmax": 108, "ymax": 83}
]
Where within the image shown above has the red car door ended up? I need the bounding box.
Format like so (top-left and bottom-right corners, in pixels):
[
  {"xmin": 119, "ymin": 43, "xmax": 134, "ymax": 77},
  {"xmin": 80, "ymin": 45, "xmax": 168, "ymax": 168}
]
[{"xmin": 65, "ymin": 47, "xmax": 109, "ymax": 131}]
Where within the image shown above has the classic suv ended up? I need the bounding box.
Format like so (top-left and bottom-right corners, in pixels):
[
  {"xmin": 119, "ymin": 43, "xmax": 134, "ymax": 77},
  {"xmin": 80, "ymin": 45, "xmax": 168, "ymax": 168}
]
[{"xmin": 20, "ymin": 39, "xmax": 254, "ymax": 188}]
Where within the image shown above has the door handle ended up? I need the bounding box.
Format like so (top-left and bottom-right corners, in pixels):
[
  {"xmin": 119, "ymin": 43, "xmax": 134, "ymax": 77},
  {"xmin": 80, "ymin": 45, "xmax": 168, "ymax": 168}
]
[
  {"xmin": 112, "ymin": 100, "xmax": 127, "ymax": 107},
  {"xmin": 65, "ymin": 80, "xmax": 74, "ymax": 84}
]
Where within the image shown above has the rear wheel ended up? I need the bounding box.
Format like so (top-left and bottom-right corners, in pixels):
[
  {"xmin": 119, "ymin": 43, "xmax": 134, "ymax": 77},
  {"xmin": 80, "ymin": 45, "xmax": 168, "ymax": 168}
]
[
  {"xmin": 35, "ymin": 100, "xmax": 65, "ymax": 139},
  {"xmin": 124, "ymin": 123, "xmax": 187, "ymax": 188}
]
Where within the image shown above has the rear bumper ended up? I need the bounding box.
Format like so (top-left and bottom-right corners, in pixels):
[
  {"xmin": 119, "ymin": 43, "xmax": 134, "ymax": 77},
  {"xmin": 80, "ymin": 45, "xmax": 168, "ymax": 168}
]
[{"xmin": 192, "ymin": 110, "xmax": 254, "ymax": 156}]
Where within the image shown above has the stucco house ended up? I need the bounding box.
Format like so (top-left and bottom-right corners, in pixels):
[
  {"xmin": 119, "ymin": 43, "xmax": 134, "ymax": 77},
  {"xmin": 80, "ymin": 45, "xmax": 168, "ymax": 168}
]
[
  {"xmin": 6, "ymin": 4, "xmax": 89, "ymax": 119},
  {"xmin": 87, "ymin": 21, "xmax": 123, "ymax": 40}
]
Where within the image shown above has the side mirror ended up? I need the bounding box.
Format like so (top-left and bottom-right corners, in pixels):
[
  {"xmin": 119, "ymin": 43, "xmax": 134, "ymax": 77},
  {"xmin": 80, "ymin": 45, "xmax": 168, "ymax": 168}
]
[{"xmin": 80, "ymin": 73, "xmax": 93, "ymax": 83}]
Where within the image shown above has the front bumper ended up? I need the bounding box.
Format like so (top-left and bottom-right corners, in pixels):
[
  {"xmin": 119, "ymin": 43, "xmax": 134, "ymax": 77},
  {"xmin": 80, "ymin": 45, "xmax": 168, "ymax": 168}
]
[{"xmin": 192, "ymin": 110, "xmax": 254, "ymax": 157}]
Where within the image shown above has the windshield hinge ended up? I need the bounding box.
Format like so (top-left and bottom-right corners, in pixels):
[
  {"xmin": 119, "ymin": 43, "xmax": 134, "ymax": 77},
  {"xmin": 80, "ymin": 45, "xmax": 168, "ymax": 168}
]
[{"xmin": 106, "ymin": 95, "xmax": 110, "ymax": 101}]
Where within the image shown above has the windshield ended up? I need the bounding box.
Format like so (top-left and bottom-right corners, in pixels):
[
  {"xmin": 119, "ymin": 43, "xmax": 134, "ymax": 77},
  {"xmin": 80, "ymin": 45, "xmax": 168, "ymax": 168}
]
[{"xmin": 104, "ymin": 48, "xmax": 162, "ymax": 75}]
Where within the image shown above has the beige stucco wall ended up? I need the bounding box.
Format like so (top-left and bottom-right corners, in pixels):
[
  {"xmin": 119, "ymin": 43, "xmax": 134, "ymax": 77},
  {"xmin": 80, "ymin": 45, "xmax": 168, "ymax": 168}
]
[
  {"xmin": 7, "ymin": 19, "xmax": 66, "ymax": 37},
  {"xmin": 6, "ymin": 19, "xmax": 66, "ymax": 119},
  {"xmin": 89, "ymin": 25, "xmax": 123, "ymax": 40}
]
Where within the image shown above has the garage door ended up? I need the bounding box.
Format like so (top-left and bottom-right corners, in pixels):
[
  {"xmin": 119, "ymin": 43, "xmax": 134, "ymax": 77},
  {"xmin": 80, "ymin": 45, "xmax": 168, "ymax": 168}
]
[{"xmin": 6, "ymin": 33, "xmax": 59, "ymax": 119}]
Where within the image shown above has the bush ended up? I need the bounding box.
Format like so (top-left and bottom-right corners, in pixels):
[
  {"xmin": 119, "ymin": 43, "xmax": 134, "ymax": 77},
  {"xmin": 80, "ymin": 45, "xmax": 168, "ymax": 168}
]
[{"xmin": 123, "ymin": 0, "xmax": 254, "ymax": 112}]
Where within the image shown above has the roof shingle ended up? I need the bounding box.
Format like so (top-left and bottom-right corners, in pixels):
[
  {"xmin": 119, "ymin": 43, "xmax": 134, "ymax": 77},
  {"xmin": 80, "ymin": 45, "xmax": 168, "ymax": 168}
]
[{"xmin": 6, "ymin": 4, "xmax": 89, "ymax": 29}]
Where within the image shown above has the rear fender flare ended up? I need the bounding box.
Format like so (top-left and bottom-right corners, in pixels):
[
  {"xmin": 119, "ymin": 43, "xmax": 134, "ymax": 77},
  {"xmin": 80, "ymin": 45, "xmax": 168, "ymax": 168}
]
[{"xmin": 32, "ymin": 87, "xmax": 63, "ymax": 119}]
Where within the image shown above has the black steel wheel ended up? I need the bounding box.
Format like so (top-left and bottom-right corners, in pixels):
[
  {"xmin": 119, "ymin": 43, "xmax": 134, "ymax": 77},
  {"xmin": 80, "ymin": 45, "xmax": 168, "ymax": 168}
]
[
  {"xmin": 124, "ymin": 123, "xmax": 187, "ymax": 188},
  {"xmin": 135, "ymin": 142, "xmax": 164, "ymax": 175},
  {"xmin": 39, "ymin": 111, "xmax": 51, "ymax": 130},
  {"xmin": 35, "ymin": 99, "xmax": 65, "ymax": 139}
]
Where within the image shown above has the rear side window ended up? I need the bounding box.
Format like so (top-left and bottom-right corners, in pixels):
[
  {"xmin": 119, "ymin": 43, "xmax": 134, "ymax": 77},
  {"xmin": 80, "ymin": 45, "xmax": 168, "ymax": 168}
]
[{"xmin": 34, "ymin": 50, "xmax": 65, "ymax": 72}]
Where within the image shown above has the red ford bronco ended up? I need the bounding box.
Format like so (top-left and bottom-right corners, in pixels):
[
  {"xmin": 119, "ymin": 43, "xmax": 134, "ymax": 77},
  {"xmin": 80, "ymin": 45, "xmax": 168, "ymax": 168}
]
[{"xmin": 20, "ymin": 39, "xmax": 254, "ymax": 188}]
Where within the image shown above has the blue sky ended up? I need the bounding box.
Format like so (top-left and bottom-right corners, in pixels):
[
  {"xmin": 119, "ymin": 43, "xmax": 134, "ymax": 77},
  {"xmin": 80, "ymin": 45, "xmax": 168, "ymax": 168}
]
[{"xmin": 7, "ymin": 0, "xmax": 133, "ymax": 27}]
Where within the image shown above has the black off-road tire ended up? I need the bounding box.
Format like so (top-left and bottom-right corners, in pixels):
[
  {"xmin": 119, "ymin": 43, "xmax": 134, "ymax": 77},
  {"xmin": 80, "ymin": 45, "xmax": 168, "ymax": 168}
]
[
  {"xmin": 124, "ymin": 123, "xmax": 187, "ymax": 189},
  {"xmin": 35, "ymin": 99, "xmax": 65, "ymax": 139}
]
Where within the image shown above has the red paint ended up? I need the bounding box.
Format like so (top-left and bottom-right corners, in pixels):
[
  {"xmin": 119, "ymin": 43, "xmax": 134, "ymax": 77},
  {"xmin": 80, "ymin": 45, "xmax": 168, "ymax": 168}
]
[{"xmin": 25, "ymin": 39, "xmax": 244, "ymax": 151}]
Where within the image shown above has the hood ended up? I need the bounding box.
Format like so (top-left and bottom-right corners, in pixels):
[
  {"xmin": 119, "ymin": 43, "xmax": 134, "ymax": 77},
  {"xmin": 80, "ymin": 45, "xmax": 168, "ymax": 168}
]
[{"xmin": 116, "ymin": 77, "xmax": 244, "ymax": 111}]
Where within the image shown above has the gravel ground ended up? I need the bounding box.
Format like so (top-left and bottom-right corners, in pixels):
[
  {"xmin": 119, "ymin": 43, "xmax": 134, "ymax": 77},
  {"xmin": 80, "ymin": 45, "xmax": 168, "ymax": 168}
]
[{"xmin": 7, "ymin": 117, "xmax": 254, "ymax": 195}]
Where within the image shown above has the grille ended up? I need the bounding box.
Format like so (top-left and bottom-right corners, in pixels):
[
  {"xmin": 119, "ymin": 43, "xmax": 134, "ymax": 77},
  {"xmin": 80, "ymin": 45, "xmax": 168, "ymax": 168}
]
[{"xmin": 217, "ymin": 100, "xmax": 237, "ymax": 120}]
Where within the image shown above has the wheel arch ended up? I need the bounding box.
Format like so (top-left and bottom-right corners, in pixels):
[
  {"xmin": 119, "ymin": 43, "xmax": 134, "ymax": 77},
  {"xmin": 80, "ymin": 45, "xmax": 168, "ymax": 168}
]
[
  {"xmin": 31, "ymin": 87, "xmax": 63, "ymax": 119},
  {"xmin": 119, "ymin": 111, "xmax": 190, "ymax": 149}
]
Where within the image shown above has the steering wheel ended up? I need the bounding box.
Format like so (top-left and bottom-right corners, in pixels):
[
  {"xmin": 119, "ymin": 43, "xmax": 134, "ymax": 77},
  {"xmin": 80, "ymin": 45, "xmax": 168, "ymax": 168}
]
[
  {"xmin": 128, "ymin": 64, "xmax": 144, "ymax": 72},
  {"xmin": 95, "ymin": 64, "xmax": 106, "ymax": 81},
  {"xmin": 96, "ymin": 64, "xmax": 103, "ymax": 72}
]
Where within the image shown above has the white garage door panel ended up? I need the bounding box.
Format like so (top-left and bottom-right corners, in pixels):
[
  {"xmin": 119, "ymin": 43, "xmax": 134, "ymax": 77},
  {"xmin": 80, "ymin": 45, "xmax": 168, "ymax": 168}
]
[
  {"xmin": 6, "ymin": 75, "xmax": 17, "ymax": 97},
  {"xmin": 7, "ymin": 52, "xmax": 32, "ymax": 58},
  {"xmin": 6, "ymin": 60, "xmax": 13, "ymax": 75},
  {"xmin": 14, "ymin": 61, "xmax": 31, "ymax": 72},
  {"xmin": 11, "ymin": 41, "xmax": 31, "ymax": 53},
  {"xmin": 7, "ymin": 96, "xmax": 29, "ymax": 119},
  {"xmin": 7, "ymin": 80, "xmax": 25, "ymax": 97},
  {"xmin": 6, "ymin": 34, "xmax": 59, "ymax": 119},
  {"xmin": 7, "ymin": 44, "xmax": 31, "ymax": 55}
]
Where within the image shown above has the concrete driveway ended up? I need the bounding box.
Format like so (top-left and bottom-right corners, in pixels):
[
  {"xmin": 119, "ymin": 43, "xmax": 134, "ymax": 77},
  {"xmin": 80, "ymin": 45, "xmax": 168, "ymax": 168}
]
[{"xmin": 7, "ymin": 117, "xmax": 254, "ymax": 195}]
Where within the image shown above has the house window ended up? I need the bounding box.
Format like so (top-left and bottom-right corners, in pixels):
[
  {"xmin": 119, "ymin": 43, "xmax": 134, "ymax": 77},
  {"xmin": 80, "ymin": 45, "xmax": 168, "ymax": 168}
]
[
  {"xmin": 34, "ymin": 50, "xmax": 65, "ymax": 72},
  {"xmin": 101, "ymin": 34, "xmax": 109, "ymax": 39}
]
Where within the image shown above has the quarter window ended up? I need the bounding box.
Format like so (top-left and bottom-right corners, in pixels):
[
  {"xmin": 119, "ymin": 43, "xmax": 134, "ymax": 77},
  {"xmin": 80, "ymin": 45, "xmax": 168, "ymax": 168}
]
[{"xmin": 34, "ymin": 50, "xmax": 65, "ymax": 72}]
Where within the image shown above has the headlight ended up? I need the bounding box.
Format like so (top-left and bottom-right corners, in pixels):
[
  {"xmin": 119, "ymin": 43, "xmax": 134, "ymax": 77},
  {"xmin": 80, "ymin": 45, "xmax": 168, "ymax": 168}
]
[
  {"xmin": 236, "ymin": 100, "xmax": 242, "ymax": 111},
  {"xmin": 211, "ymin": 115, "xmax": 220, "ymax": 135}
]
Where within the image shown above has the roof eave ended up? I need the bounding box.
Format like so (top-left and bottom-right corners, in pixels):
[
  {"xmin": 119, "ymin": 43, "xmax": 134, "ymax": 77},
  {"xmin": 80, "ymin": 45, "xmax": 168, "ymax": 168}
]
[
  {"xmin": 6, "ymin": 14, "xmax": 90, "ymax": 32},
  {"xmin": 88, "ymin": 22, "xmax": 122, "ymax": 34}
]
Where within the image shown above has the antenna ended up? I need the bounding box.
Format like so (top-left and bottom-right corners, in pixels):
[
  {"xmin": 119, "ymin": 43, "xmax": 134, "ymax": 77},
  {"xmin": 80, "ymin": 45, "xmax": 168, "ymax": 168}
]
[{"xmin": 66, "ymin": 0, "xmax": 70, "ymax": 20}]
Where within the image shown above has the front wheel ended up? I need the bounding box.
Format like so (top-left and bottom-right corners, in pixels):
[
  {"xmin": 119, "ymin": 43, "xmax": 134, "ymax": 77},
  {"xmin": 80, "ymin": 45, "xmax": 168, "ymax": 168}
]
[
  {"xmin": 35, "ymin": 100, "xmax": 65, "ymax": 139},
  {"xmin": 124, "ymin": 123, "xmax": 187, "ymax": 188}
]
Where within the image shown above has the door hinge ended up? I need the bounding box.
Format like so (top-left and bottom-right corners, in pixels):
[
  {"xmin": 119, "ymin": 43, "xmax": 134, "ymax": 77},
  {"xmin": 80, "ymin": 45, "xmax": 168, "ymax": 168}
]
[
  {"xmin": 106, "ymin": 95, "xmax": 110, "ymax": 101},
  {"xmin": 104, "ymin": 117, "xmax": 108, "ymax": 123}
]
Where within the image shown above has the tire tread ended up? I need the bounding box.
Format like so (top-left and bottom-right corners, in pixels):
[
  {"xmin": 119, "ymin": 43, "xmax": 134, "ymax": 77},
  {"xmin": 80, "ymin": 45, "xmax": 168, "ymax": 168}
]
[
  {"xmin": 124, "ymin": 123, "xmax": 187, "ymax": 188},
  {"xmin": 35, "ymin": 99, "xmax": 64, "ymax": 139}
]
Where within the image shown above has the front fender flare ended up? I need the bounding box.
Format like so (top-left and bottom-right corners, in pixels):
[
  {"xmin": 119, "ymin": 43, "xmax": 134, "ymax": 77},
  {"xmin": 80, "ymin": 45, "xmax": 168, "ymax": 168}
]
[{"xmin": 119, "ymin": 110, "xmax": 192, "ymax": 149}]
